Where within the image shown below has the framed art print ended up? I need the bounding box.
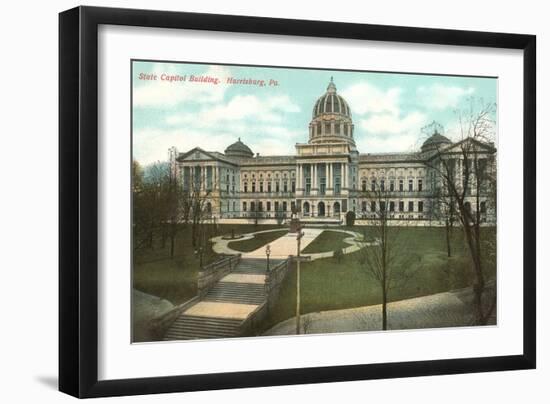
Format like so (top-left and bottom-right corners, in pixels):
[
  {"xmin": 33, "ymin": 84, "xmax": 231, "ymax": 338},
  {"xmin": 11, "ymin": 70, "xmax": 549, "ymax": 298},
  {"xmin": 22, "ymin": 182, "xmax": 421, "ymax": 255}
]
[{"xmin": 59, "ymin": 6, "xmax": 536, "ymax": 398}]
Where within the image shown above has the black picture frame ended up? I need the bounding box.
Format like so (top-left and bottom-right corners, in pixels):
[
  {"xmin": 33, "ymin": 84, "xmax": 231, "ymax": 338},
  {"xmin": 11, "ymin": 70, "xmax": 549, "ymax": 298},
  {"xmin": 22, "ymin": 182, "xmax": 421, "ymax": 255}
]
[{"xmin": 59, "ymin": 6, "xmax": 536, "ymax": 398}]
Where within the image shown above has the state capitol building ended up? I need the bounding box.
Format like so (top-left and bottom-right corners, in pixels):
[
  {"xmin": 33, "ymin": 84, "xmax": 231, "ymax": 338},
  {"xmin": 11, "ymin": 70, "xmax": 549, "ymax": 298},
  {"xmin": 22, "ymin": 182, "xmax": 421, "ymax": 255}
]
[{"xmin": 169, "ymin": 79, "xmax": 496, "ymax": 225}]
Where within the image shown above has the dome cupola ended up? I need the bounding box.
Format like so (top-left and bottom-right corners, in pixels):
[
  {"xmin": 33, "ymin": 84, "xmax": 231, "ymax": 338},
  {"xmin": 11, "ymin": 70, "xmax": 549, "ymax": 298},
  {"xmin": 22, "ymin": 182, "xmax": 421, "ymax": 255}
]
[
  {"xmin": 309, "ymin": 77, "xmax": 355, "ymax": 146},
  {"xmin": 224, "ymin": 138, "xmax": 254, "ymax": 158},
  {"xmin": 421, "ymin": 131, "xmax": 452, "ymax": 153}
]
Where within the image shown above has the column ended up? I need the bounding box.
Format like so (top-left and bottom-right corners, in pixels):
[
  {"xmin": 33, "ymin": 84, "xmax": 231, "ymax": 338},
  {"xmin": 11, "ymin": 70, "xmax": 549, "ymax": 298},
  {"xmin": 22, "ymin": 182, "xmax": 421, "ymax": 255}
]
[
  {"xmin": 313, "ymin": 163, "xmax": 317, "ymax": 191},
  {"xmin": 328, "ymin": 163, "xmax": 333, "ymax": 189},
  {"xmin": 296, "ymin": 164, "xmax": 304, "ymax": 192},
  {"xmin": 342, "ymin": 163, "xmax": 347, "ymax": 189}
]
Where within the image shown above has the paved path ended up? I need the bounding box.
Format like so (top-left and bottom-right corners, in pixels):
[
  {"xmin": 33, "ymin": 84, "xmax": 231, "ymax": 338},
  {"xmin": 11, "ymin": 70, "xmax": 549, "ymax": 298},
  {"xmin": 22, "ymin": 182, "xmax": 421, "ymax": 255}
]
[
  {"xmin": 264, "ymin": 286, "xmax": 496, "ymax": 335},
  {"xmin": 211, "ymin": 228, "xmax": 372, "ymax": 260},
  {"xmin": 244, "ymin": 228, "xmax": 324, "ymax": 259}
]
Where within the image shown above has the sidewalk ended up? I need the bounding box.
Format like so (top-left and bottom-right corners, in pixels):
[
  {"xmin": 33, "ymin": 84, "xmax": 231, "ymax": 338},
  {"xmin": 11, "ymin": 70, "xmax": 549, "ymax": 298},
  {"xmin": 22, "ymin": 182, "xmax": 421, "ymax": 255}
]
[{"xmin": 244, "ymin": 228, "xmax": 324, "ymax": 259}]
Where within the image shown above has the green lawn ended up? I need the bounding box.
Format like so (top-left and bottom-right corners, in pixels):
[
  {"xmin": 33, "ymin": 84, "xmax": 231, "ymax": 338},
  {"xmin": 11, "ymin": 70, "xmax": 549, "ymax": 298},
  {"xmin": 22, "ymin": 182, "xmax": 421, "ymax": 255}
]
[
  {"xmin": 133, "ymin": 224, "xmax": 283, "ymax": 304},
  {"xmin": 302, "ymin": 230, "xmax": 351, "ymax": 254},
  {"xmin": 227, "ymin": 229, "xmax": 288, "ymax": 252},
  {"xmin": 262, "ymin": 226, "xmax": 496, "ymax": 331},
  {"xmin": 133, "ymin": 223, "xmax": 496, "ymax": 335}
]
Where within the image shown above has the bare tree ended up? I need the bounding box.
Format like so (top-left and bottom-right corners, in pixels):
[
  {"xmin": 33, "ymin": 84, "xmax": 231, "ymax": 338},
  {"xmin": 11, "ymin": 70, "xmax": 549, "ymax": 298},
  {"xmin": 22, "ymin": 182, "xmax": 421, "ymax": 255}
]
[
  {"xmin": 132, "ymin": 161, "xmax": 168, "ymax": 252},
  {"xmin": 425, "ymin": 99, "xmax": 497, "ymax": 325},
  {"xmin": 358, "ymin": 184, "xmax": 419, "ymax": 330}
]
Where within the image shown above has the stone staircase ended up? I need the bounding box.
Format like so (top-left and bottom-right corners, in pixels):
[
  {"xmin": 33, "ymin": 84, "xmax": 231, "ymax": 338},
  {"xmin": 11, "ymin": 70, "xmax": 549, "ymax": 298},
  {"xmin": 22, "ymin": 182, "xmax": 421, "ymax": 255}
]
[
  {"xmin": 164, "ymin": 315, "xmax": 242, "ymax": 340},
  {"xmin": 232, "ymin": 258, "xmax": 273, "ymax": 274},
  {"xmin": 163, "ymin": 257, "xmax": 283, "ymax": 341},
  {"xmin": 204, "ymin": 282, "xmax": 266, "ymax": 305}
]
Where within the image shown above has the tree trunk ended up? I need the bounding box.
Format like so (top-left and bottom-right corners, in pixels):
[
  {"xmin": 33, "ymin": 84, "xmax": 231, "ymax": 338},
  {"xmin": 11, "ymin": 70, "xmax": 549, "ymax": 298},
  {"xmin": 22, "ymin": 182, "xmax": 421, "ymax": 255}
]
[
  {"xmin": 381, "ymin": 292, "xmax": 388, "ymax": 330},
  {"xmin": 170, "ymin": 234, "xmax": 175, "ymax": 258},
  {"xmin": 445, "ymin": 219, "xmax": 452, "ymax": 258},
  {"xmin": 462, "ymin": 221, "xmax": 486, "ymax": 325}
]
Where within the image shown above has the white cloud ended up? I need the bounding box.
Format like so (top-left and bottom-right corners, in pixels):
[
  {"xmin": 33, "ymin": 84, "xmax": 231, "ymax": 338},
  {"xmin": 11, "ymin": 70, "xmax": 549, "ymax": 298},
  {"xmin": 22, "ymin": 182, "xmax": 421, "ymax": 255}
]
[
  {"xmin": 416, "ymin": 84, "xmax": 475, "ymax": 110},
  {"xmin": 166, "ymin": 94, "xmax": 300, "ymax": 127},
  {"xmin": 359, "ymin": 111, "xmax": 427, "ymax": 135},
  {"xmin": 340, "ymin": 82, "xmax": 402, "ymax": 115},
  {"xmin": 356, "ymin": 111, "xmax": 428, "ymax": 153},
  {"xmin": 133, "ymin": 125, "xmax": 299, "ymax": 166},
  {"xmin": 133, "ymin": 65, "xmax": 231, "ymax": 107}
]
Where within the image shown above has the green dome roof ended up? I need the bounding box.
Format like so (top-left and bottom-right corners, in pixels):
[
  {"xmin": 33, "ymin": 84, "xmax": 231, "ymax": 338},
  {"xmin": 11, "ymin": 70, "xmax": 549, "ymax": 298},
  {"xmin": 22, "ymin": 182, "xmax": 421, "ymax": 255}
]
[
  {"xmin": 224, "ymin": 138, "xmax": 254, "ymax": 158},
  {"xmin": 421, "ymin": 132, "xmax": 451, "ymax": 152},
  {"xmin": 312, "ymin": 78, "xmax": 352, "ymax": 118}
]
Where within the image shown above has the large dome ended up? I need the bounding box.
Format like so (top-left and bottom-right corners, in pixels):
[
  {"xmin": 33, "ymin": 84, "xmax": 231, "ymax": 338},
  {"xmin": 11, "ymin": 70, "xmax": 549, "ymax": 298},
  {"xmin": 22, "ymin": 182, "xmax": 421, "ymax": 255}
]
[
  {"xmin": 308, "ymin": 78, "xmax": 355, "ymax": 147},
  {"xmin": 421, "ymin": 131, "xmax": 452, "ymax": 153},
  {"xmin": 312, "ymin": 80, "xmax": 352, "ymax": 118},
  {"xmin": 224, "ymin": 138, "xmax": 254, "ymax": 158}
]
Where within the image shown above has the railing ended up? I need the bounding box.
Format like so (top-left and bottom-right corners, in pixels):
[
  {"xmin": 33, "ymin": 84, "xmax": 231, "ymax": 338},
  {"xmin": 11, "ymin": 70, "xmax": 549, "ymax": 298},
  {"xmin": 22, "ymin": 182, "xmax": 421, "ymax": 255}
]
[
  {"xmin": 240, "ymin": 258, "xmax": 292, "ymax": 336},
  {"xmin": 197, "ymin": 254, "xmax": 241, "ymax": 297},
  {"xmin": 265, "ymin": 259, "xmax": 291, "ymax": 296},
  {"xmin": 149, "ymin": 296, "xmax": 201, "ymax": 340}
]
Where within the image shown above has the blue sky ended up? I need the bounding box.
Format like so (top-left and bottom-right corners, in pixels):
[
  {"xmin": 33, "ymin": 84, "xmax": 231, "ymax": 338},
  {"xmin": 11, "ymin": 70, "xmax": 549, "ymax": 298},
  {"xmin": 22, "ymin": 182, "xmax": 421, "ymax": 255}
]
[{"xmin": 132, "ymin": 60, "xmax": 497, "ymax": 165}]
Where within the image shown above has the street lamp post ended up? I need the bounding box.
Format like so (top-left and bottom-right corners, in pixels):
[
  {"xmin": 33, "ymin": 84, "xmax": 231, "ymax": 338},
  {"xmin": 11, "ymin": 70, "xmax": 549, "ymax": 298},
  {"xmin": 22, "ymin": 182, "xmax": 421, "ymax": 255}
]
[
  {"xmin": 265, "ymin": 244, "xmax": 271, "ymax": 272},
  {"xmin": 194, "ymin": 246, "xmax": 203, "ymax": 268}
]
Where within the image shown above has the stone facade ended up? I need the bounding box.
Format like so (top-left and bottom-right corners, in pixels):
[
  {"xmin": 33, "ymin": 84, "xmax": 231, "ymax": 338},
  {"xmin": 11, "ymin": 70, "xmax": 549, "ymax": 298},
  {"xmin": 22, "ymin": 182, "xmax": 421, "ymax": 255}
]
[{"xmin": 169, "ymin": 79, "xmax": 496, "ymax": 225}]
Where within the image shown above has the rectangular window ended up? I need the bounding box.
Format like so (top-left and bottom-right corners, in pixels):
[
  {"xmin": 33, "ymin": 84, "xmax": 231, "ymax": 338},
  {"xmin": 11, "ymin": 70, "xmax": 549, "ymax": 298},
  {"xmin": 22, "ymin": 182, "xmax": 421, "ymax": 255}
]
[
  {"xmin": 418, "ymin": 179, "xmax": 423, "ymax": 192},
  {"xmin": 283, "ymin": 201, "xmax": 287, "ymax": 211},
  {"xmin": 275, "ymin": 201, "xmax": 279, "ymax": 212},
  {"xmin": 362, "ymin": 201, "xmax": 367, "ymax": 212},
  {"xmin": 291, "ymin": 181, "xmax": 295, "ymax": 193},
  {"xmin": 371, "ymin": 201, "xmax": 376, "ymax": 212},
  {"xmin": 182, "ymin": 167, "xmax": 191, "ymax": 191},
  {"xmin": 267, "ymin": 201, "xmax": 271, "ymax": 211},
  {"xmin": 389, "ymin": 201, "xmax": 395, "ymax": 212},
  {"xmin": 260, "ymin": 182, "xmax": 264, "ymax": 193},
  {"xmin": 399, "ymin": 201, "xmax": 404, "ymax": 212},
  {"xmin": 418, "ymin": 201, "xmax": 424, "ymax": 212},
  {"xmin": 380, "ymin": 201, "xmax": 386, "ymax": 211},
  {"xmin": 334, "ymin": 177, "xmax": 341, "ymax": 194},
  {"xmin": 371, "ymin": 180, "xmax": 376, "ymax": 192},
  {"xmin": 362, "ymin": 180, "xmax": 367, "ymax": 192},
  {"xmin": 252, "ymin": 182, "xmax": 256, "ymax": 193},
  {"xmin": 408, "ymin": 179, "xmax": 413, "ymax": 192},
  {"xmin": 399, "ymin": 179, "xmax": 404, "ymax": 191},
  {"xmin": 283, "ymin": 181, "xmax": 288, "ymax": 193},
  {"xmin": 320, "ymin": 177, "xmax": 326, "ymax": 195},
  {"xmin": 380, "ymin": 180, "xmax": 385, "ymax": 192},
  {"xmin": 251, "ymin": 202, "xmax": 255, "ymax": 212},
  {"xmin": 480, "ymin": 201, "xmax": 487, "ymax": 213},
  {"xmin": 305, "ymin": 178, "xmax": 311, "ymax": 195},
  {"xmin": 243, "ymin": 202, "xmax": 247, "ymax": 211},
  {"xmin": 258, "ymin": 201, "xmax": 263, "ymax": 211},
  {"xmin": 244, "ymin": 183, "xmax": 248, "ymax": 193},
  {"xmin": 408, "ymin": 201, "xmax": 414, "ymax": 212},
  {"xmin": 291, "ymin": 201, "xmax": 296, "ymax": 212},
  {"xmin": 390, "ymin": 180, "xmax": 395, "ymax": 192},
  {"xmin": 276, "ymin": 181, "xmax": 280, "ymax": 193},
  {"xmin": 206, "ymin": 166, "xmax": 213, "ymax": 191},
  {"xmin": 268, "ymin": 182, "xmax": 272, "ymax": 193}
]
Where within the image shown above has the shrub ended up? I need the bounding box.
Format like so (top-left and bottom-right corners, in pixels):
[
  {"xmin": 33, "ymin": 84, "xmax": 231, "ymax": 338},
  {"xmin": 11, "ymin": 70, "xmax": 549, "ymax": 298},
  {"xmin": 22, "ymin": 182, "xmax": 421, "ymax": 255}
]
[
  {"xmin": 333, "ymin": 248, "xmax": 344, "ymax": 263},
  {"xmin": 345, "ymin": 211, "xmax": 356, "ymax": 226}
]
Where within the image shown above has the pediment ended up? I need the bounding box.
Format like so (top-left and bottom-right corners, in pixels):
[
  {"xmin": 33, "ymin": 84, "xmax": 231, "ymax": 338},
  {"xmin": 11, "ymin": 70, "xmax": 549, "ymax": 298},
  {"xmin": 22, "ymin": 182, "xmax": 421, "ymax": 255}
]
[{"xmin": 177, "ymin": 147, "xmax": 217, "ymax": 162}]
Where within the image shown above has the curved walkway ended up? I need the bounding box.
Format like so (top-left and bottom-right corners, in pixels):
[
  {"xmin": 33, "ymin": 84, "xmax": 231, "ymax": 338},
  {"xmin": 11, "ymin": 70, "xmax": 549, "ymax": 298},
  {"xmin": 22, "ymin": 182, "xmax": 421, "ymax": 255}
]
[
  {"xmin": 264, "ymin": 285, "xmax": 496, "ymax": 336},
  {"xmin": 211, "ymin": 228, "xmax": 375, "ymax": 261}
]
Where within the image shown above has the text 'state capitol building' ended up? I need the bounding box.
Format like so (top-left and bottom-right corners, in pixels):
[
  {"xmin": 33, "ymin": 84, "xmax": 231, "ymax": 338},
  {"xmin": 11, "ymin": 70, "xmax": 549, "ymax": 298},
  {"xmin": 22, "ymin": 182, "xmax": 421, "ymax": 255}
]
[{"xmin": 169, "ymin": 79, "xmax": 496, "ymax": 224}]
